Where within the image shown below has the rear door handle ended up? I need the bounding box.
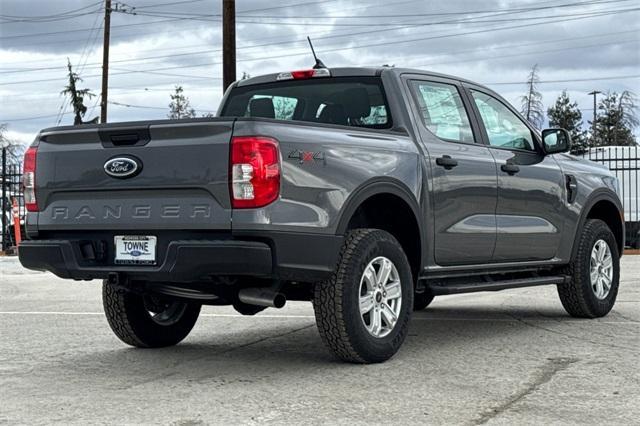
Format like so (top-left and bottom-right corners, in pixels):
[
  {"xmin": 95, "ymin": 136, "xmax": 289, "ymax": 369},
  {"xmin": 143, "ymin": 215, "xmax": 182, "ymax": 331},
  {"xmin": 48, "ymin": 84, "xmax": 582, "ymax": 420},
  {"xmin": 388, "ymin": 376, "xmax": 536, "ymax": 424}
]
[
  {"xmin": 436, "ymin": 155, "xmax": 458, "ymax": 170},
  {"xmin": 501, "ymin": 163, "xmax": 520, "ymax": 175}
]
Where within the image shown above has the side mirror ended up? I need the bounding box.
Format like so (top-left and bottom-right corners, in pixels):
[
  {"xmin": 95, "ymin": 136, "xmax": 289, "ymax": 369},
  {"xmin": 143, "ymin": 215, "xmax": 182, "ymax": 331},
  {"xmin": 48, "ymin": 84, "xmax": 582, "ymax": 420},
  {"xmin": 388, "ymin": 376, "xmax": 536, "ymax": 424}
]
[{"xmin": 542, "ymin": 128, "xmax": 571, "ymax": 154}]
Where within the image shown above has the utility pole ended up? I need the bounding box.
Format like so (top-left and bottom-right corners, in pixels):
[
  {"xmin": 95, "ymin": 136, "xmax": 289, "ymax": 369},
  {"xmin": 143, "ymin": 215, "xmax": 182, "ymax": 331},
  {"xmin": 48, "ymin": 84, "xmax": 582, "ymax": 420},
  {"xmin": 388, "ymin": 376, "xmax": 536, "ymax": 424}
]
[
  {"xmin": 588, "ymin": 90, "xmax": 602, "ymax": 146},
  {"xmin": 222, "ymin": 0, "xmax": 236, "ymax": 93},
  {"xmin": 100, "ymin": 0, "xmax": 112, "ymax": 123},
  {"xmin": 1, "ymin": 148, "xmax": 6, "ymax": 251}
]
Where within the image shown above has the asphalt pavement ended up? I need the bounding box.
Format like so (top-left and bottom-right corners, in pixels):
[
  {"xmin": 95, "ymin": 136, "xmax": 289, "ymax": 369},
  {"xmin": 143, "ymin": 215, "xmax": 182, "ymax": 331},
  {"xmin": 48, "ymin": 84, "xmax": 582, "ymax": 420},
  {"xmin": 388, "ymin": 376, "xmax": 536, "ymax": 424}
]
[{"xmin": 0, "ymin": 255, "xmax": 638, "ymax": 425}]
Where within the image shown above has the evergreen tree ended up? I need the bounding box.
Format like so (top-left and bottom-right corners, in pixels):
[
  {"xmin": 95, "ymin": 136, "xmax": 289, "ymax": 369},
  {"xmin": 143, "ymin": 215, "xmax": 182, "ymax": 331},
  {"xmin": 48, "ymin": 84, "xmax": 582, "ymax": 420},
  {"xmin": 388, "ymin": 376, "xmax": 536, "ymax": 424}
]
[
  {"xmin": 168, "ymin": 86, "xmax": 196, "ymax": 119},
  {"xmin": 594, "ymin": 91, "xmax": 638, "ymax": 146},
  {"xmin": 547, "ymin": 91, "xmax": 588, "ymax": 154},
  {"xmin": 60, "ymin": 59, "xmax": 97, "ymax": 125},
  {"xmin": 520, "ymin": 64, "xmax": 544, "ymax": 129}
]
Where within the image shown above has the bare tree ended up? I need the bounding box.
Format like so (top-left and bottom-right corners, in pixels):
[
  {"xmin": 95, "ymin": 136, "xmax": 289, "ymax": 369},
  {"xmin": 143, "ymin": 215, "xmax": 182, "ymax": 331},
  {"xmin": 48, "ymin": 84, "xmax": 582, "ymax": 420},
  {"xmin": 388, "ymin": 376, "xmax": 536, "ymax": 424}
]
[
  {"xmin": 617, "ymin": 90, "xmax": 639, "ymax": 140},
  {"xmin": 520, "ymin": 64, "xmax": 544, "ymax": 129},
  {"xmin": 0, "ymin": 124, "xmax": 26, "ymax": 169}
]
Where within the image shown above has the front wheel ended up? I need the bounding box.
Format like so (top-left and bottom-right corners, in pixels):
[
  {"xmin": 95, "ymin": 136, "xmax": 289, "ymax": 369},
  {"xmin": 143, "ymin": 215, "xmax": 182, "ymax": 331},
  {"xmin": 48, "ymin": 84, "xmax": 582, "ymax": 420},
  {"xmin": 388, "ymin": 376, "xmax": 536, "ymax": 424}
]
[
  {"xmin": 313, "ymin": 229, "xmax": 413, "ymax": 363},
  {"xmin": 557, "ymin": 219, "xmax": 620, "ymax": 318},
  {"xmin": 103, "ymin": 281, "xmax": 201, "ymax": 348}
]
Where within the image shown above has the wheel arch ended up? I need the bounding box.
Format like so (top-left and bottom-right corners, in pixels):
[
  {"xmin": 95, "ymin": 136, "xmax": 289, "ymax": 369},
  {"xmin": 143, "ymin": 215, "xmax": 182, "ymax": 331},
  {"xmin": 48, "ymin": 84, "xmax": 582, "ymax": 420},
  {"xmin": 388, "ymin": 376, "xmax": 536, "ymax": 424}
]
[
  {"xmin": 336, "ymin": 178, "xmax": 425, "ymax": 277},
  {"xmin": 571, "ymin": 191, "xmax": 625, "ymax": 260}
]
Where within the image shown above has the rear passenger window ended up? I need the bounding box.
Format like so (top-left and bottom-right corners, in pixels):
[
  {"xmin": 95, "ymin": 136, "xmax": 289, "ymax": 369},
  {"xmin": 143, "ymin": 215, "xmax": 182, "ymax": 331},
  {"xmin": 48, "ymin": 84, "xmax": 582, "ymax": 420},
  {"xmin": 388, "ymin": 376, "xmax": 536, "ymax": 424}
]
[{"xmin": 410, "ymin": 81, "xmax": 474, "ymax": 143}]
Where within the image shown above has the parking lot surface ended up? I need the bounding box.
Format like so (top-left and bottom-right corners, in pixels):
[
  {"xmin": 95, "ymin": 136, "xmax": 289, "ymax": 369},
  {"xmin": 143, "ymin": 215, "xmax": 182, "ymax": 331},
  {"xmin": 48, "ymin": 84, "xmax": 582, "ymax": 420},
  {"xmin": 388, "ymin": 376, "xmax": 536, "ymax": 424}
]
[{"xmin": 1, "ymin": 256, "xmax": 638, "ymax": 425}]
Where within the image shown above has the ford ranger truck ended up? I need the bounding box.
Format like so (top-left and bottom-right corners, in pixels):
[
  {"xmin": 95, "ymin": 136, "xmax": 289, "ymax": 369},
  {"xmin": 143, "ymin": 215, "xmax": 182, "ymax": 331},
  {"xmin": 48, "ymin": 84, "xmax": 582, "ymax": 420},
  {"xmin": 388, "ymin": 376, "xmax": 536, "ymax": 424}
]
[{"xmin": 19, "ymin": 67, "xmax": 624, "ymax": 363}]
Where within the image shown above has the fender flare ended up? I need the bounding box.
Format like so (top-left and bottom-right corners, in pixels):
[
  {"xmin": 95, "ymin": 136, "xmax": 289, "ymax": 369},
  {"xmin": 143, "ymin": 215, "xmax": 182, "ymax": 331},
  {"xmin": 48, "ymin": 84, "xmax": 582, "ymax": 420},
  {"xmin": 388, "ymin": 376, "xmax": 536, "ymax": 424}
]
[
  {"xmin": 335, "ymin": 178, "xmax": 426, "ymax": 265},
  {"xmin": 570, "ymin": 189, "xmax": 624, "ymax": 260}
]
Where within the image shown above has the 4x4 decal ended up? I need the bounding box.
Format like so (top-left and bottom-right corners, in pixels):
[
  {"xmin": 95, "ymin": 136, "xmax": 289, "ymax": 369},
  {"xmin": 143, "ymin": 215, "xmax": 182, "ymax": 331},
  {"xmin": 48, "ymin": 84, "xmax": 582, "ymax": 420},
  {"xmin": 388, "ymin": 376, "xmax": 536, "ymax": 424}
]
[{"xmin": 287, "ymin": 150, "xmax": 326, "ymax": 165}]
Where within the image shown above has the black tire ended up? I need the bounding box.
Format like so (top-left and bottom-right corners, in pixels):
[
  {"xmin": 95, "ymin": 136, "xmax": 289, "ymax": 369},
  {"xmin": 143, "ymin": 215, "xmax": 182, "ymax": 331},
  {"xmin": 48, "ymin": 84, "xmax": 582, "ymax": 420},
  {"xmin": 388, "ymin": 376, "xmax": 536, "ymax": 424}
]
[
  {"xmin": 103, "ymin": 281, "xmax": 201, "ymax": 348},
  {"xmin": 414, "ymin": 289, "xmax": 435, "ymax": 311},
  {"xmin": 313, "ymin": 229, "xmax": 413, "ymax": 363},
  {"xmin": 558, "ymin": 219, "xmax": 620, "ymax": 318}
]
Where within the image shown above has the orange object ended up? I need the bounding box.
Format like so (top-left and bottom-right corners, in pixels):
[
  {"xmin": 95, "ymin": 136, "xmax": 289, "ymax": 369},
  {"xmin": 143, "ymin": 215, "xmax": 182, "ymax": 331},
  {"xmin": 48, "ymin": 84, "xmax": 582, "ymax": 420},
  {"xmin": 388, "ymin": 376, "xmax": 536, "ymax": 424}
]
[{"xmin": 12, "ymin": 198, "xmax": 21, "ymax": 246}]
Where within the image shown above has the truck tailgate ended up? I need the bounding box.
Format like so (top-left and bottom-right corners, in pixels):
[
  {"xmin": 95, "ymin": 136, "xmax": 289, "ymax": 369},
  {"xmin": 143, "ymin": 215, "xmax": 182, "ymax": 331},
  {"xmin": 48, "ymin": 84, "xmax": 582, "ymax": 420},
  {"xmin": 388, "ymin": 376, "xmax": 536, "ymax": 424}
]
[{"xmin": 34, "ymin": 119, "xmax": 233, "ymax": 231}]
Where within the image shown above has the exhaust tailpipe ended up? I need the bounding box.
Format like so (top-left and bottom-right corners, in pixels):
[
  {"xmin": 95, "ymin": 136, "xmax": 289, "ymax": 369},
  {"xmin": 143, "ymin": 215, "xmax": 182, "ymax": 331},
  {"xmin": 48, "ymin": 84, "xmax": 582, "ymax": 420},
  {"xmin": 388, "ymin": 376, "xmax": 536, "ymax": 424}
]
[{"xmin": 238, "ymin": 287, "xmax": 286, "ymax": 309}]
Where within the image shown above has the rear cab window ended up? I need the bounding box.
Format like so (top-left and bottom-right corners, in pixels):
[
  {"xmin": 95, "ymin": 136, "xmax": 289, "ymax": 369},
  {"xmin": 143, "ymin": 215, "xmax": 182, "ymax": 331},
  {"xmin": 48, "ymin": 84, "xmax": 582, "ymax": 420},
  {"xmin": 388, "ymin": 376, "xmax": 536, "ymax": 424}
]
[
  {"xmin": 220, "ymin": 77, "xmax": 392, "ymax": 129},
  {"xmin": 409, "ymin": 80, "xmax": 475, "ymax": 144}
]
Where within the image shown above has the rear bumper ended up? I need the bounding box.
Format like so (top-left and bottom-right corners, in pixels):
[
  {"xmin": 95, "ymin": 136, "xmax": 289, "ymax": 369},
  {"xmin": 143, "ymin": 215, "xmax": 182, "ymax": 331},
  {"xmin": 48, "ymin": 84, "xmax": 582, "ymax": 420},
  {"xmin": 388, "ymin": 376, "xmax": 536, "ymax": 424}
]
[{"xmin": 18, "ymin": 231, "xmax": 342, "ymax": 283}]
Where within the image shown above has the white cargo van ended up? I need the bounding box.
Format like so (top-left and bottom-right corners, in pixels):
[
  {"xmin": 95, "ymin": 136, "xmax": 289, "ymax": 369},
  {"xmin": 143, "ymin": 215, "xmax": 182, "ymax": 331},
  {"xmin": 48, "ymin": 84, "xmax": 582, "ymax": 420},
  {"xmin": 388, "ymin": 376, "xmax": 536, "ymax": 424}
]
[{"xmin": 583, "ymin": 146, "xmax": 639, "ymax": 248}]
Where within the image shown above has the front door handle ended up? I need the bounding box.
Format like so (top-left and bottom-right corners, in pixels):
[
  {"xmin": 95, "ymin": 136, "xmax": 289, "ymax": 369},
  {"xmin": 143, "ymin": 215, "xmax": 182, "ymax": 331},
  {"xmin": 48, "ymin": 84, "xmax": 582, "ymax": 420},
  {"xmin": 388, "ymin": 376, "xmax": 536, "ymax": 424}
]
[
  {"xmin": 436, "ymin": 155, "xmax": 458, "ymax": 170},
  {"xmin": 501, "ymin": 163, "xmax": 520, "ymax": 175}
]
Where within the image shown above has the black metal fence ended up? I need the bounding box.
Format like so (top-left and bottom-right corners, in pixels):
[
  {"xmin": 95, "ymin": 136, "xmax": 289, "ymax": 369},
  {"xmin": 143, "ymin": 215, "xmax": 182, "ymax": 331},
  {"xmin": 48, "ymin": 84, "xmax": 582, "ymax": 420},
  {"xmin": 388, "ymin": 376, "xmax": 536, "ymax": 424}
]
[
  {"xmin": 581, "ymin": 145, "xmax": 639, "ymax": 248},
  {"xmin": 1, "ymin": 149, "xmax": 25, "ymax": 251}
]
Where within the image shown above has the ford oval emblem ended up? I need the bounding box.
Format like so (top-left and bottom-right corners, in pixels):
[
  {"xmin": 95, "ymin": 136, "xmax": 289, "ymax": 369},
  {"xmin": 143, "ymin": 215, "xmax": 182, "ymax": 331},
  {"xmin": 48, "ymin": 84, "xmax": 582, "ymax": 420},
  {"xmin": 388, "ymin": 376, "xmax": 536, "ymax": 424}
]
[{"xmin": 104, "ymin": 156, "xmax": 142, "ymax": 179}]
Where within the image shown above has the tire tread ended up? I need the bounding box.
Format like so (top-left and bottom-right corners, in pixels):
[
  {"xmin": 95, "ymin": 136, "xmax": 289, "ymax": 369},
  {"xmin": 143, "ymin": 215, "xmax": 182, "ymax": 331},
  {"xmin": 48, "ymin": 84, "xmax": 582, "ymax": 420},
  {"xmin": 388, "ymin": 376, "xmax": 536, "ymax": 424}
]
[
  {"xmin": 313, "ymin": 229, "xmax": 411, "ymax": 363},
  {"xmin": 558, "ymin": 219, "xmax": 619, "ymax": 318}
]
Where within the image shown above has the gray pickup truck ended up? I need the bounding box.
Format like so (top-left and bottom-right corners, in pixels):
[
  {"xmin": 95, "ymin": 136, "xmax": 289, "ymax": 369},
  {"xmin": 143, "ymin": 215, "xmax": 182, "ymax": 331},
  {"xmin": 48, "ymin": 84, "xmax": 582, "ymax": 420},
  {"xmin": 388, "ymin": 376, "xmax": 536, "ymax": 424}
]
[{"xmin": 19, "ymin": 67, "xmax": 624, "ymax": 363}]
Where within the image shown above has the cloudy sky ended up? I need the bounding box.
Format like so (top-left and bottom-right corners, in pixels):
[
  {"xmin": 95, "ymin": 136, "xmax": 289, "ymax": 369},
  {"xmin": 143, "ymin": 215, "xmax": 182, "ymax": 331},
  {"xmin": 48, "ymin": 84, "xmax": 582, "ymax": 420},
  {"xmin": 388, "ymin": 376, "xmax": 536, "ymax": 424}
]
[{"xmin": 1, "ymin": 0, "xmax": 639, "ymax": 144}]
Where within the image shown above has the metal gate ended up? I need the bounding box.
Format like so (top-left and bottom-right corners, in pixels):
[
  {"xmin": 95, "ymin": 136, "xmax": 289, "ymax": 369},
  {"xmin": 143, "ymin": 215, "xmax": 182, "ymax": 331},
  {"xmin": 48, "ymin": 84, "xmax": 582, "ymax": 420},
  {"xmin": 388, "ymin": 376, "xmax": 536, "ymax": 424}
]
[
  {"xmin": 1, "ymin": 149, "xmax": 25, "ymax": 251},
  {"xmin": 581, "ymin": 146, "xmax": 639, "ymax": 248}
]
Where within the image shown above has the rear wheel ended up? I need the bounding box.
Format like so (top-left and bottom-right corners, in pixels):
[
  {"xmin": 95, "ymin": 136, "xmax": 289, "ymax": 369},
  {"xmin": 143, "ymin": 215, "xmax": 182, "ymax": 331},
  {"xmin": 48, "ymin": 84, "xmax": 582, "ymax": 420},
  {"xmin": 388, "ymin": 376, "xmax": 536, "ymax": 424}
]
[
  {"xmin": 103, "ymin": 281, "xmax": 201, "ymax": 348},
  {"xmin": 558, "ymin": 219, "xmax": 620, "ymax": 318},
  {"xmin": 313, "ymin": 229, "xmax": 413, "ymax": 363}
]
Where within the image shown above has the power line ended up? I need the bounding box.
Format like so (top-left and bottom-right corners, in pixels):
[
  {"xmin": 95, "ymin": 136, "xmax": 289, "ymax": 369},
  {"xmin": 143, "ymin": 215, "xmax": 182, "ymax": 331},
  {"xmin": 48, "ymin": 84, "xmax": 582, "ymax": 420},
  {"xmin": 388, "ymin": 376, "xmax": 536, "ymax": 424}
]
[
  {"xmin": 108, "ymin": 100, "xmax": 165, "ymax": 110},
  {"xmin": 409, "ymin": 39, "xmax": 639, "ymax": 69},
  {"xmin": 1, "ymin": 7, "xmax": 637, "ymax": 88},
  {"xmin": 0, "ymin": 30, "xmax": 637, "ymax": 78},
  {"xmin": 487, "ymin": 74, "xmax": 640, "ymax": 85},
  {"xmin": 133, "ymin": 0, "xmax": 206, "ymax": 9},
  {"xmin": 56, "ymin": 6, "xmax": 105, "ymax": 126},
  {"xmin": 2, "ymin": 3, "xmax": 636, "ymax": 74},
  {"xmin": 123, "ymin": 0, "xmax": 635, "ymax": 23},
  {"xmin": 0, "ymin": 1, "xmax": 102, "ymax": 20},
  {"xmin": 108, "ymin": 99, "xmax": 214, "ymax": 113},
  {"xmin": 0, "ymin": 0, "xmax": 412, "ymax": 43},
  {"xmin": 0, "ymin": 0, "xmax": 628, "ymax": 41},
  {"xmin": 236, "ymin": 0, "xmax": 343, "ymax": 14},
  {"xmin": 2, "ymin": 112, "xmax": 74, "ymax": 122},
  {"xmin": 0, "ymin": 9, "xmax": 102, "ymax": 24}
]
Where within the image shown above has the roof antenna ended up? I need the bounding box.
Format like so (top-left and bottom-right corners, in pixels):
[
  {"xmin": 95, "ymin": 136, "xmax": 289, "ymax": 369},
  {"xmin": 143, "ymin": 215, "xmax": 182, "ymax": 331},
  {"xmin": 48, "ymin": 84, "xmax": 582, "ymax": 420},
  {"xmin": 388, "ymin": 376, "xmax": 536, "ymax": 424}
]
[{"xmin": 307, "ymin": 36, "xmax": 327, "ymax": 69}]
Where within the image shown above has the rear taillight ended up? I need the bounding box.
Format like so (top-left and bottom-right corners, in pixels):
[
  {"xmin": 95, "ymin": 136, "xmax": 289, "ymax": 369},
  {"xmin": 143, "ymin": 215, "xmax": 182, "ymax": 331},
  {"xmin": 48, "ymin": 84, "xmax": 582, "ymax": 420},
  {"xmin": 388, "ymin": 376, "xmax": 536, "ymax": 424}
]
[
  {"xmin": 22, "ymin": 146, "xmax": 38, "ymax": 212},
  {"xmin": 230, "ymin": 136, "xmax": 280, "ymax": 209}
]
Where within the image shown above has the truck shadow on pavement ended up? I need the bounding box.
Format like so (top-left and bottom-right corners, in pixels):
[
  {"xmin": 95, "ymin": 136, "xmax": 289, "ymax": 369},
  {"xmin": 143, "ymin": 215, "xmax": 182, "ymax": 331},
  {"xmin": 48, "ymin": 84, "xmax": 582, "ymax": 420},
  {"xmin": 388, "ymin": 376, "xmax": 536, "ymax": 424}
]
[{"xmin": 55, "ymin": 303, "xmax": 621, "ymax": 386}]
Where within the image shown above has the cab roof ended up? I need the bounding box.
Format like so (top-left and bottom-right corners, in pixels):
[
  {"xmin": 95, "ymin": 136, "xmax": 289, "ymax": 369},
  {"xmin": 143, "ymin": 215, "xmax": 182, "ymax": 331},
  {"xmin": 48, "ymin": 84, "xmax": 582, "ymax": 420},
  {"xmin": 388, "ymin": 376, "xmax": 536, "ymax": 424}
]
[{"xmin": 235, "ymin": 66, "xmax": 490, "ymax": 91}]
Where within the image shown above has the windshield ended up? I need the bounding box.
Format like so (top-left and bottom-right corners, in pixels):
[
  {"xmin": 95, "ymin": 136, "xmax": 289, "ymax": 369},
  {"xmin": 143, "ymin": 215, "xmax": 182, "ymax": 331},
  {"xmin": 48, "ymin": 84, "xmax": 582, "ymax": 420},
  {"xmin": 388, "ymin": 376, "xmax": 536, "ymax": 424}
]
[{"xmin": 220, "ymin": 76, "xmax": 392, "ymax": 129}]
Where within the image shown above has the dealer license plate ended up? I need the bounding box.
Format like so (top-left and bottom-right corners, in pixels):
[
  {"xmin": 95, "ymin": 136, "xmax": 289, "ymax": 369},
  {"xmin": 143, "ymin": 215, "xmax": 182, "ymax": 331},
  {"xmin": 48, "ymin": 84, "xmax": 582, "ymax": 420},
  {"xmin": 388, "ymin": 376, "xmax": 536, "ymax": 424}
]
[{"xmin": 114, "ymin": 235, "xmax": 157, "ymax": 265}]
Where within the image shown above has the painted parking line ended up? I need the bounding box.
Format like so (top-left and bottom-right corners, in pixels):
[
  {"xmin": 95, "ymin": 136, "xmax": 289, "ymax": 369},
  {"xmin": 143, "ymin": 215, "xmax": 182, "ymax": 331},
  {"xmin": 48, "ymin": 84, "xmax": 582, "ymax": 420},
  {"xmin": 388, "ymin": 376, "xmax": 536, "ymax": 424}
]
[{"xmin": 0, "ymin": 311, "xmax": 635, "ymax": 323}]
